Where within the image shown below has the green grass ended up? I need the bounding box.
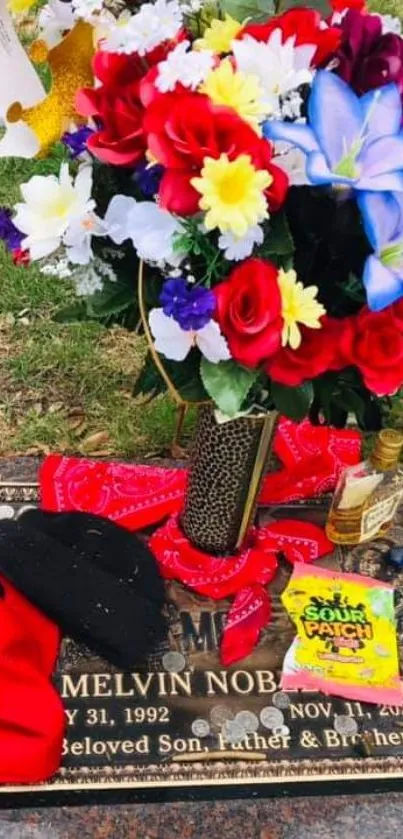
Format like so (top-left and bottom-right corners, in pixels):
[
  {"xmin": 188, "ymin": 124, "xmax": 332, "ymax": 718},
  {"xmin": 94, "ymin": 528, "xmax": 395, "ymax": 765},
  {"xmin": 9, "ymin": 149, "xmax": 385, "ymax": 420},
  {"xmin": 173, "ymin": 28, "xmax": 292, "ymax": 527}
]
[
  {"xmin": 0, "ymin": 152, "xmax": 184, "ymax": 456},
  {"xmin": 0, "ymin": 0, "xmax": 401, "ymax": 456}
]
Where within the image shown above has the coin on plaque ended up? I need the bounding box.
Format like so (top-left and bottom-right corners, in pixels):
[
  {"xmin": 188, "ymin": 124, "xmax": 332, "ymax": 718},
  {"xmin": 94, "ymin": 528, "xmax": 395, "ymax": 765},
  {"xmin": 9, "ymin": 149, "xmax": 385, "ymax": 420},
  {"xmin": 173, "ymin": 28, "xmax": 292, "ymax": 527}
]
[
  {"xmin": 162, "ymin": 651, "xmax": 186, "ymax": 673},
  {"xmin": 222, "ymin": 719, "xmax": 246, "ymax": 744},
  {"xmin": 272, "ymin": 692, "xmax": 291, "ymax": 710},
  {"xmin": 235, "ymin": 710, "xmax": 259, "ymax": 733},
  {"xmin": 0, "ymin": 505, "xmax": 15, "ymax": 520},
  {"xmin": 191, "ymin": 718, "xmax": 210, "ymax": 738},
  {"xmin": 334, "ymin": 715, "xmax": 358, "ymax": 736},
  {"xmin": 260, "ymin": 707, "xmax": 284, "ymax": 730},
  {"xmin": 210, "ymin": 705, "xmax": 235, "ymax": 728}
]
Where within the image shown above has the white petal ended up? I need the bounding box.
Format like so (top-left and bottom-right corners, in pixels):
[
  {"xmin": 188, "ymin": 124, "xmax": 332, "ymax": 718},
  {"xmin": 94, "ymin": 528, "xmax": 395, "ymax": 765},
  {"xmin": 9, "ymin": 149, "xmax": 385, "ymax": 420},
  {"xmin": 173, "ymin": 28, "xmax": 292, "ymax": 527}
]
[
  {"xmin": 66, "ymin": 239, "xmax": 93, "ymax": 265},
  {"xmin": 104, "ymin": 195, "xmax": 137, "ymax": 244},
  {"xmin": 196, "ymin": 321, "xmax": 231, "ymax": 363},
  {"xmin": 27, "ymin": 236, "xmax": 62, "ymax": 260},
  {"xmin": 74, "ymin": 164, "xmax": 93, "ymax": 203},
  {"xmin": 149, "ymin": 308, "xmax": 193, "ymax": 361},
  {"xmin": 0, "ymin": 122, "xmax": 40, "ymax": 159}
]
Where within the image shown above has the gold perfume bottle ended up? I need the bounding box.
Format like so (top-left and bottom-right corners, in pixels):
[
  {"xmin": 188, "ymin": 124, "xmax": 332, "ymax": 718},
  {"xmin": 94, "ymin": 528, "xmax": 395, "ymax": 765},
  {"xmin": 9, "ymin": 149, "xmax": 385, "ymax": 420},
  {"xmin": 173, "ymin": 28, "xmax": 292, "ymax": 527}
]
[{"xmin": 326, "ymin": 429, "xmax": 403, "ymax": 545}]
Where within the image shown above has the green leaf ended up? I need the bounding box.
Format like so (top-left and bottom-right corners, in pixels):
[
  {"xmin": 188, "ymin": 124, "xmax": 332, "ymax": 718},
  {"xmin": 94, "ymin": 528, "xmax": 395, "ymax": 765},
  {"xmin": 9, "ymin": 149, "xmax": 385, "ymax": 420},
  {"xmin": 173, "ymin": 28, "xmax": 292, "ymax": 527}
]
[
  {"xmin": 88, "ymin": 279, "xmax": 135, "ymax": 318},
  {"xmin": 200, "ymin": 358, "xmax": 258, "ymax": 417},
  {"xmin": 134, "ymin": 350, "xmax": 208, "ymax": 403},
  {"xmin": 257, "ymin": 212, "xmax": 294, "ymax": 260},
  {"xmin": 54, "ymin": 301, "xmax": 90, "ymax": 323},
  {"xmin": 221, "ymin": 0, "xmax": 274, "ymax": 22},
  {"xmin": 271, "ymin": 381, "xmax": 313, "ymax": 421}
]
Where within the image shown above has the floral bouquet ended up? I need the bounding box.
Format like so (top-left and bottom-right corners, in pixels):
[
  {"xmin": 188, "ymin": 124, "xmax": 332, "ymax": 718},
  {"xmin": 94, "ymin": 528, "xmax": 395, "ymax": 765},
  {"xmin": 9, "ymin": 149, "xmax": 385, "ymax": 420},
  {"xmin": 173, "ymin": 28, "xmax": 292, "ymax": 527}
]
[{"xmin": 2, "ymin": 0, "xmax": 403, "ymax": 431}]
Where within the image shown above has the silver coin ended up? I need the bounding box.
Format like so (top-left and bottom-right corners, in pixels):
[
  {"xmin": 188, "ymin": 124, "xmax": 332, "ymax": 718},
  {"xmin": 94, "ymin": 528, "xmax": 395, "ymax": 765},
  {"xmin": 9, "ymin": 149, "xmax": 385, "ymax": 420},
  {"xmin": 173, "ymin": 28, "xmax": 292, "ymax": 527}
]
[
  {"xmin": 191, "ymin": 718, "xmax": 210, "ymax": 738},
  {"xmin": 272, "ymin": 725, "xmax": 290, "ymax": 737},
  {"xmin": 334, "ymin": 715, "xmax": 358, "ymax": 736},
  {"xmin": 235, "ymin": 711, "xmax": 259, "ymax": 733},
  {"xmin": 272, "ymin": 692, "xmax": 291, "ymax": 710},
  {"xmin": 222, "ymin": 719, "xmax": 246, "ymax": 744},
  {"xmin": 260, "ymin": 707, "xmax": 284, "ymax": 730},
  {"xmin": 210, "ymin": 705, "xmax": 234, "ymax": 728},
  {"xmin": 0, "ymin": 504, "xmax": 14, "ymax": 520},
  {"xmin": 162, "ymin": 651, "xmax": 186, "ymax": 673}
]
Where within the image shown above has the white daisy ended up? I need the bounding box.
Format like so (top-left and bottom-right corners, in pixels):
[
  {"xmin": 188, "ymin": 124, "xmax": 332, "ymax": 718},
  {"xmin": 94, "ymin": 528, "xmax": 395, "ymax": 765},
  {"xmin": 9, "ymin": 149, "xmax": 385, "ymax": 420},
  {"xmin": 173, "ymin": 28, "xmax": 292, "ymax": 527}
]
[
  {"xmin": 156, "ymin": 40, "xmax": 214, "ymax": 92},
  {"xmin": 38, "ymin": 0, "xmax": 75, "ymax": 46},
  {"xmin": 232, "ymin": 29, "xmax": 315, "ymax": 117},
  {"xmin": 218, "ymin": 225, "xmax": 264, "ymax": 261},
  {"xmin": 72, "ymin": 0, "xmax": 103, "ymax": 22},
  {"xmin": 106, "ymin": 0, "xmax": 183, "ymax": 57}
]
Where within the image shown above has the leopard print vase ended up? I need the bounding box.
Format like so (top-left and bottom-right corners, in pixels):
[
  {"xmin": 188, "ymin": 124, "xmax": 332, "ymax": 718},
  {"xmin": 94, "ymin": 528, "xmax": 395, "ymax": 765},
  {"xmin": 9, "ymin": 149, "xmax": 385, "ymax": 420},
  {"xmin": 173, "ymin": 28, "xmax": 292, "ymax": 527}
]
[{"xmin": 180, "ymin": 406, "xmax": 277, "ymax": 555}]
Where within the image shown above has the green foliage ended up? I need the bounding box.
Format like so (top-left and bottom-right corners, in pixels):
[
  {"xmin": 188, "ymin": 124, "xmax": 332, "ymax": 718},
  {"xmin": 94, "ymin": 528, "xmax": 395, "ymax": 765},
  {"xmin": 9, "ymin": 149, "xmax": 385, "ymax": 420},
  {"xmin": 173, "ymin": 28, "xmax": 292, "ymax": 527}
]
[
  {"xmin": 200, "ymin": 358, "xmax": 258, "ymax": 416},
  {"xmin": 271, "ymin": 380, "xmax": 314, "ymax": 420},
  {"xmin": 256, "ymin": 211, "xmax": 294, "ymax": 267},
  {"xmin": 221, "ymin": 0, "xmax": 274, "ymax": 23},
  {"xmin": 174, "ymin": 219, "xmax": 230, "ymax": 286},
  {"xmin": 312, "ymin": 369, "xmax": 383, "ymax": 430},
  {"xmin": 134, "ymin": 350, "xmax": 208, "ymax": 402}
]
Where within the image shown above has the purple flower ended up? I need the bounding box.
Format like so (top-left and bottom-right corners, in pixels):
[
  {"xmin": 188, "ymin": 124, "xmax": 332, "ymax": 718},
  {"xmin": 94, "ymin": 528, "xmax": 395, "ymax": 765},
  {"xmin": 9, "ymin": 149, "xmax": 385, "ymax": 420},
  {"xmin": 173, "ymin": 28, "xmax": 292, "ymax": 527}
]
[
  {"xmin": 0, "ymin": 208, "xmax": 24, "ymax": 251},
  {"xmin": 264, "ymin": 72, "xmax": 403, "ymax": 192},
  {"xmin": 335, "ymin": 11, "xmax": 403, "ymax": 101},
  {"xmin": 160, "ymin": 278, "xmax": 216, "ymax": 331},
  {"xmin": 134, "ymin": 160, "xmax": 164, "ymax": 198},
  {"xmin": 62, "ymin": 127, "xmax": 94, "ymax": 159}
]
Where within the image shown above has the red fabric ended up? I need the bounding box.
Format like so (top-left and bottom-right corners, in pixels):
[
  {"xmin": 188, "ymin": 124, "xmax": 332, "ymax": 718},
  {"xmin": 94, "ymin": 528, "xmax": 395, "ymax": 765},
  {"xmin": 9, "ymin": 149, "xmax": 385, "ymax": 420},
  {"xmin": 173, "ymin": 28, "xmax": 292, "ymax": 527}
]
[
  {"xmin": 40, "ymin": 455, "xmax": 187, "ymax": 529},
  {"xmin": 260, "ymin": 417, "xmax": 362, "ymax": 504},
  {"xmin": 0, "ymin": 577, "xmax": 64, "ymax": 784},
  {"xmin": 40, "ymin": 419, "xmax": 361, "ymax": 522},
  {"xmin": 39, "ymin": 419, "xmax": 357, "ymax": 663},
  {"xmin": 256, "ymin": 519, "xmax": 334, "ymax": 565},
  {"xmin": 220, "ymin": 585, "xmax": 271, "ymax": 667},
  {"xmin": 149, "ymin": 514, "xmax": 332, "ymax": 661},
  {"xmin": 148, "ymin": 516, "xmax": 279, "ymax": 600}
]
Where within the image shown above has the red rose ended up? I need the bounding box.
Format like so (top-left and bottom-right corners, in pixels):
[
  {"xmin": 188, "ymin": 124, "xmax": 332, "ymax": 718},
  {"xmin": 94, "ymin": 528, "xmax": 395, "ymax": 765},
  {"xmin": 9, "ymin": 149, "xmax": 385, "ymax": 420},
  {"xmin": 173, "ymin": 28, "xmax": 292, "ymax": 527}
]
[
  {"xmin": 339, "ymin": 307, "xmax": 403, "ymax": 396},
  {"xmin": 330, "ymin": 0, "xmax": 366, "ymax": 12},
  {"xmin": 76, "ymin": 51, "xmax": 146, "ymax": 166},
  {"xmin": 214, "ymin": 258, "xmax": 282, "ymax": 368},
  {"xmin": 143, "ymin": 91, "xmax": 288, "ymax": 215},
  {"xmin": 239, "ymin": 8, "xmax": 341, "ymax": 67},
  {"xmin": 266, "ymin": 317, "xmax": 345, "ymax": 386}
]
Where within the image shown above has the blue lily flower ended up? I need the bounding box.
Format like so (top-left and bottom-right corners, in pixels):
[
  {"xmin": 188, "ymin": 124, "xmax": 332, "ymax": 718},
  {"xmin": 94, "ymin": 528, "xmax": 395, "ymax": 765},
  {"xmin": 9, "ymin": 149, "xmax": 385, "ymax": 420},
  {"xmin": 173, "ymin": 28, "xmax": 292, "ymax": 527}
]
[
  {"xmin": 358, "ymin": 190, "xmax": 403, "ymax": 310},
  {"xmin": 263, "ymin": 71, "xmax": 403, "ymax": 193}
]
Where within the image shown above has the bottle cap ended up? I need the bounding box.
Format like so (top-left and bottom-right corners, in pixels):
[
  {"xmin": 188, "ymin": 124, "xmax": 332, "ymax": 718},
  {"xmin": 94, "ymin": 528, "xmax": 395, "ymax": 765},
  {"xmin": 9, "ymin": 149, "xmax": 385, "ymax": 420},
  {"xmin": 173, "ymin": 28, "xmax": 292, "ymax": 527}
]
[{"xmin": 370, "ymin": 429, "xmax": 403, "ymax": 470}]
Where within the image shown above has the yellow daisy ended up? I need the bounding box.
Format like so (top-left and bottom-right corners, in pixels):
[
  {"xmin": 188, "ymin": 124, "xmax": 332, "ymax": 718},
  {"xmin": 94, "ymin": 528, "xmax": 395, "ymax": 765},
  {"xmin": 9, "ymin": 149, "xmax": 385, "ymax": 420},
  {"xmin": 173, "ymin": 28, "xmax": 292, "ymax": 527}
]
[
  {"xmin": 8, "ymin": 0, "xmax": 35, "ymax": 13},
  {"xmin": 201, "ymin": 59, "xmax": 265, "ymax": 132},
  {"xmin": 194, "ymin": 15, "xmax": 243, "ymax": 54},
  {"xmin": 191, "ymin": 153, "xmax": 271, "ymax": 238},
  {"xmin": 278, "ymin": 268, "xmax": 326, "ymax": 350}
]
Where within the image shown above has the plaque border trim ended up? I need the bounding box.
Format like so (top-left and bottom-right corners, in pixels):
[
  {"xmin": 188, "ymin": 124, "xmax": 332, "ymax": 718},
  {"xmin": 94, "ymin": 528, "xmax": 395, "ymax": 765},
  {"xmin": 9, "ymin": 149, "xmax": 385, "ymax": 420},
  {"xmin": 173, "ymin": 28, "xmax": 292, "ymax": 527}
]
[{"xmin": 1, "ymin": 480, "xmax": 403, "ymax": 803}]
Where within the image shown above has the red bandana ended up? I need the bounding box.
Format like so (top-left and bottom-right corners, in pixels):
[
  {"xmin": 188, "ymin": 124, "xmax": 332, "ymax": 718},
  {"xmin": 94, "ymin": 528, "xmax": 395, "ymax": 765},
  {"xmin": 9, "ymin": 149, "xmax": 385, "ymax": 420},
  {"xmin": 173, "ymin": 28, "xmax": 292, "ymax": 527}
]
[
  {"xmin": 149, "ymin": 515, "xmax": 333, "ymax": 664},
  {"xmin": 39, "ymin": 418, "xmax": 360, "ymax": 665}
]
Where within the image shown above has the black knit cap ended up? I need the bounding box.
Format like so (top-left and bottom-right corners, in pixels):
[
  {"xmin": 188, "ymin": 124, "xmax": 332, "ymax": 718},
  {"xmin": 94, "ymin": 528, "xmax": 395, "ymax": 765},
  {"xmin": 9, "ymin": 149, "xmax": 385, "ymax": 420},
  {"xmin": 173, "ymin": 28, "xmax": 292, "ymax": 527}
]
[{"xmin": 0, "ymin": 511, "xmax": 167, "ymax": 669}]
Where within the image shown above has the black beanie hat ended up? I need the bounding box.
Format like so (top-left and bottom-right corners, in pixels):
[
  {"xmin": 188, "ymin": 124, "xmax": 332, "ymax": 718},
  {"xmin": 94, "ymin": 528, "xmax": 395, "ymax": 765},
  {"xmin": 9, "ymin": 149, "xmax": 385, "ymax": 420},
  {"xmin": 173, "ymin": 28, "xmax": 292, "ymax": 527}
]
[{"xmin": 0, "ymin": 512, "xmax": 167, "ymax": 669}]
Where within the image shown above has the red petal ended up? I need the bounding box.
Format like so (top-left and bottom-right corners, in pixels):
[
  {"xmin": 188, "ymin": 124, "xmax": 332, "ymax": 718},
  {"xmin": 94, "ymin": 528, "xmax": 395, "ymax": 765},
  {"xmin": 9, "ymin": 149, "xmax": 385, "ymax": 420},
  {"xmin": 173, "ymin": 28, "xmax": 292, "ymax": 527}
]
[
  {"xmin": 220, "ymin": 585, "xmax": 271, "ymax": 666},
  {"xmin": 158, "ymin": 170, "xmax": 201, "ymax": 215}
]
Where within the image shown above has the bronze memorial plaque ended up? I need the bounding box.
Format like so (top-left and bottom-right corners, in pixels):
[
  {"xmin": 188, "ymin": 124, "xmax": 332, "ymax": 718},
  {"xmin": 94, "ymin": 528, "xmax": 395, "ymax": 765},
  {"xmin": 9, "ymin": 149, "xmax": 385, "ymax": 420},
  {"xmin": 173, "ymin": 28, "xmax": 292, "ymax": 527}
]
[{"xmin": 2, "ymin": 483, "xmax": 403, "ymax": 804}]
